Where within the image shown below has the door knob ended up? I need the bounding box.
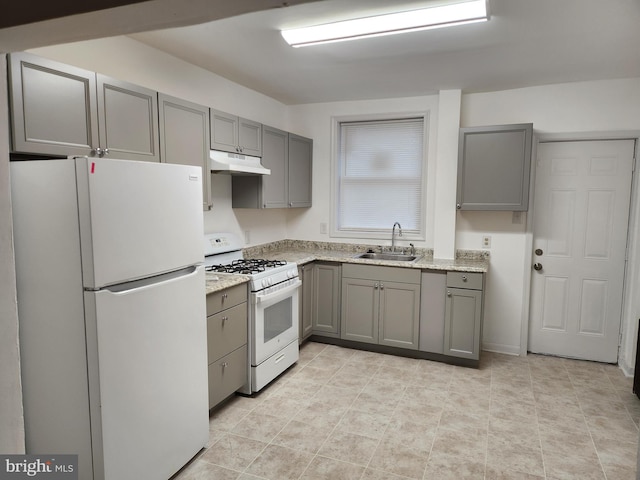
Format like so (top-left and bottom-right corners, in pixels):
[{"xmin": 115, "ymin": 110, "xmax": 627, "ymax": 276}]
[{"xmin": 533, "ymin": 263, "xmax": 543, "ymax": 271}]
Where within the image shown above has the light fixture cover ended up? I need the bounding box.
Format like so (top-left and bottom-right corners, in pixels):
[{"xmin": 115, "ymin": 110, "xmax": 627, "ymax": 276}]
[{"xmin": 281, "ymin": 0, "xmax": 489, "ymax": 47}]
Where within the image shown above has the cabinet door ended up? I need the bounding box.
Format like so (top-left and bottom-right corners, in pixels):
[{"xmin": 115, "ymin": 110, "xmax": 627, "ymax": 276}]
[
  {"xmin": 312, "ymin": 263, "xmax": 341, "ymax": 337},
  {"xmin": 444, "ymin": 288, "xmax": 482, "ymax": 360},
  {"xmin": 261, "ymin": 126, "xmax": 288, "ymax": 208},
  {"xmin": 288, "ymin": 134, "xmax": 313, "ymax": 208},
  {"xmin": 341, "ymin": 278, "xmax": 378, "ymax": 344},
  {"xmin": 210, "ymin": 109, "xmax": 239, "ymax": 153},
  {"xmin": 457, "ymin": 123, "xmax": 532, "ymax": 211},
  {"xmin": 419, "ymin": 271, "xmax": 446, "ymax": 353},
  {"xmin": 238, "ymin": 118, "xmax": 262, "ymax": 157},
  {"xmin": 8, "ymin": 52, "xmax": 99, "ymax": 156},
  {"xmin": 299, "ymin": 264, "xmax": 314, "ymax": 342},
  {"xmin": 159, "ymin": 94, "xmax": 211, "ymax": 209},
  {"xmin": 97, "ymin": 75, "xmax": 160, "ymax": 162},
  {"xmin": 379, "ymin": 281, "xmax": 420, "ymax": 350}
]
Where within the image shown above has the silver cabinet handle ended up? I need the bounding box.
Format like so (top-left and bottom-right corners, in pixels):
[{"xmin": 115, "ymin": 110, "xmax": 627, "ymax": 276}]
[
  {"xmin": 380, "ymin": 283, "xmax": 384, "ymax": 290},
  {"xmin": 221, "ymin": 362, "xmax": 228, "ymax": 368},
  {"xmin": 102, "ymin": 148, "xmax": 109, "ymax": 156},
  {"xmin": 92, "ymin": 147, "xmax": 102, "ymax": 156},
  {"xmin": 462, "ymin": 275, "xmax": 467, "ymax": 282},
  {"xmin": 221, "ymin": 316, "xmax": 228, "ymax": 324},
  {"xmin": 374, "ymin": 283, "xmax": 379, "ymax": 289},
  {"xmin": 447, "ymin": 291, "xmax": 452, "ymax": 296}
]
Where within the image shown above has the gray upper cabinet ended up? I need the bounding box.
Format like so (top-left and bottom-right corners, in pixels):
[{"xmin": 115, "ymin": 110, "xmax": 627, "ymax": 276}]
[
  {"xmin": 210, "ymin": 109, "xmax": 262, "ymax": 157},
  {"xmin": 456, "ymin": 123, "xmax": 533, "ymax": 211},
  {"xmin": 158, "ymin": 94, "xmax": 212, "ymax": 210},
  {"xmin": 288, "ymin": 133, "xmax": 313, "ymax": 208},
  {"xmin": 8, "ymin": 52, "xmax": 160, "ymax": 162},
  {"xmin": 232, "ymin": 126, "xmax": 313, "ymax": 209},
  {"xmin": 8, "ymin": 52, "xmax": 99, "ymax": 157},
  {"xmin": 96, "ymin": 75, "xmax": 160, "ymax": 162}
]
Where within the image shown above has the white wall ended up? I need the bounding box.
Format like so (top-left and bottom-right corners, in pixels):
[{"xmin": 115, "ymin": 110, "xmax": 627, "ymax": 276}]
[
  {"xmin": 0, "ymin": 54, "xmax": 25, "ymax": 453},
  {"xmin": 459, "ymin": 79, "xmax": 640, "ymax": 360},
  {"xmin": 23, "ymin": 39, "xmax": 640, "ymax": 364},
  {"xmin": 30, "ymin": 37, "xmax": 292, "ymax": 246}
]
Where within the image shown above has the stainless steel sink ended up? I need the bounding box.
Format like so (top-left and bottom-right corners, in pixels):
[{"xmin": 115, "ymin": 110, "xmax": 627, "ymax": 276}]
[{"xmin": 355, "ymin": 252, "xmax": 419, "ymax": 262}]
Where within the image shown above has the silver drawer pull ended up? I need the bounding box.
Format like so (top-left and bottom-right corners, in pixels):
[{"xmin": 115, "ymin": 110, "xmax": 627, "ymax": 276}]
[
  {"xmin": 221, "ymin": 362, "xmax": 228, "ymax": 368},
  {"xmin": 462, "ymin": 276, "xmax": 467, "ymax": 281},
  {"xmin": 221, "ymin": 316, "xmax": 228, "ymax": 324},
  {"xmin": 447, "ymin": 291, "xmax": 452, "ymax": 297}
]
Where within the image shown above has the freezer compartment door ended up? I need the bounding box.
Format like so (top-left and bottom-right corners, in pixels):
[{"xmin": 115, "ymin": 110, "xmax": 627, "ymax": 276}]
[
  {"xmin": 85, "ymin": 266, "xmax": 208, "ymax": 480},
  {"xmin": 76, "ymin": 157, "xmax": 204, "ymax": 288}
]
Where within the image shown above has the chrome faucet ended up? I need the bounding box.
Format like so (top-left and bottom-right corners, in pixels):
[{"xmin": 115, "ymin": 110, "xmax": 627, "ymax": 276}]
[{"xmin": 391, "ymin": 222, "xmax": 402, "ymax": 252}]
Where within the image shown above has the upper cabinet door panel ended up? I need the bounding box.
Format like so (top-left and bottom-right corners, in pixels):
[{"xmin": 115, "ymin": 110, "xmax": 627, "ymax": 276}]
[
  {"xmin": 238, "ymin": 118, "xmax": 262, "ymax": 157},
  {"xmin": 457, "ymin": 123, "xmax": 533, "ymax": 211},
  {"xmin": 158, "ymin": 94, "xmax": 211, "ymax": 209},
  {"xmin": 261, "ymin": 126, "xmax": 288, "ymax": 208},
  {"xmin": 210, "ymin": 109, "xmax": 238, "ymax": 153},
  {"xmin": 97, "ymin": 75, "xmax": 160, "ymax": 162},
  {"xmin": 9, "ymin": 52, "xmax": 99, "ymax": 156},
  {"xmin": 288, "ymin": 134, "xmax": 312, "ymax": 208}
]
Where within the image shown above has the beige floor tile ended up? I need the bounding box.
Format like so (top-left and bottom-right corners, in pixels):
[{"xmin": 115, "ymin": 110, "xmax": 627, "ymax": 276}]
[
  {"xmin": 424, "ymin": 452, "xmax": 485, "ymax": 479},
  {"xmin": 271, "ymin": 419, "xmax": 333, "ymax": 454},
  {"xmin": 299, "ymin": 456, "xmax": 365, "ymax": 480},
  {"xmin": 231, "ymin": 411, "xmax": 290, "ymax": 443},
  {"xmin": 336, "ymin": 408, "xmax": 390, "ymax": 439},
  {"xmin": 203, "ymin": 342, "xmax": 640, "ymax": 480},
  {"xmin": 486, "ymin": 434, "xmax": 545, "ymax": 477},
  {"xmin": 317, "ymin": 430, "xmax": 378, "ymax": 465},
  {"xmin": 200, "ymin": 433, "xmax": 267, "ymax": 471},
  {"xmin": 368, "ymin": 437, "xmax": 429, "ymax": 479},
  {"xmin": 173, "ymin": 459, "xmax": 241, "ymax": 480},
  {"xmin": 542, "ymin": 450, "xmax": 606, "ymax": 480},
  {"xmin": 245, "ymin": 444, "xmax": 314, "ymax": 480}
]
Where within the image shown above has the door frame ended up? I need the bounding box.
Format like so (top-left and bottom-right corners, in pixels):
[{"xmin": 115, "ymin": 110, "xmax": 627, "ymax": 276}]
[{"xmin": 521, "ymin": 131, "xmax": 640, "ymax": 370}]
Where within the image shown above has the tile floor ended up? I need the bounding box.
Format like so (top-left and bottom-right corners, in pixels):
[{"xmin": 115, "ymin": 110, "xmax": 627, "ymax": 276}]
[{"xmin": 174, "ymin": 341, "xmax": 640, "ymax": 480}]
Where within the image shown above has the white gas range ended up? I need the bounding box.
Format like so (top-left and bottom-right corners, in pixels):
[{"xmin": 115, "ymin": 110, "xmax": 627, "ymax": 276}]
[{"xmin": 204, "ymin": 233, "xmax": 300, "ymax": 394}]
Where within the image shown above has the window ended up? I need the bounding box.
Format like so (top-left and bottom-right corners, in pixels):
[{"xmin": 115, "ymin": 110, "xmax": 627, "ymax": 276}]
[{"xmin": 335, "ymin": 117, "xmax": 426, "ymax": 238}]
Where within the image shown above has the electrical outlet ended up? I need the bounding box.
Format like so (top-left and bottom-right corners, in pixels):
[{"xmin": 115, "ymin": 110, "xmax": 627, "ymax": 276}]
[
  {"xmin": 320, "ymin": 222, "xmax": 328, "ymax": 234},
  {"xmin": 482, "ymin": 235, "xmax": 491, "ymax": 248}
]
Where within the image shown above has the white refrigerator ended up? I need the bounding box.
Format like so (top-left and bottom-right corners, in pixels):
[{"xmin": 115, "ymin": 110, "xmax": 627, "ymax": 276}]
[{"xmin": 10, "ymin": 157, "xmax": 209, "ymax": 480}]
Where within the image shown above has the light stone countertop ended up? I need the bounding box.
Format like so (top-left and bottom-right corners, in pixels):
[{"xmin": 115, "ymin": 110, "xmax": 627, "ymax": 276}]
[
  {"xmin": 243, "ymin": 240, "xmax": 489, "ymax": 273},
  {"xmin": 205, "ymin": 272, "xmax": 250, "ymax": 295}
]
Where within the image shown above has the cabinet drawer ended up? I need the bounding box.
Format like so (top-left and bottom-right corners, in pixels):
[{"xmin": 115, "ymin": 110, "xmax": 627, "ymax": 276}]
[
  {"xmin": 206, "ymin": 283, "xmax": 247, "ymax": 315},
  {"xmin": 208, "ymin": 345, "xmax": 247, "ymax": 409},
  {"xmin": 207, "ymin": 302, "xmax": 247, "ymax": 363},
  {"xmin": 446, "ymin": 271, "xmax": 483, "ymax": 290},
  {"xmin": 342, "ymin": 264, "xmax": 421, "ymax": 284}
]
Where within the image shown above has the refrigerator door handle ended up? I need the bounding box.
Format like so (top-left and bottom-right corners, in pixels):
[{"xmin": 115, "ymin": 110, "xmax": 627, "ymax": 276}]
[{"xmin": 99, "ymin": 265, "xmax": 201, "ymax": 294}]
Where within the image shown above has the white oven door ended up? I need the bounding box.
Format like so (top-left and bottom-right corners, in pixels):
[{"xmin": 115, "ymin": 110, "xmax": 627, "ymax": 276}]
[{"xmin": 252, "ymin": 279, "xmax": 301, "ymax": 365}]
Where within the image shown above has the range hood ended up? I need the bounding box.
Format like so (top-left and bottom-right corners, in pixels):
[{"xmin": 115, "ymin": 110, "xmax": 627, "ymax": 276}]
[{"xmin": 209, "ymin": 150, "xmax": 270, "ymax": 175}]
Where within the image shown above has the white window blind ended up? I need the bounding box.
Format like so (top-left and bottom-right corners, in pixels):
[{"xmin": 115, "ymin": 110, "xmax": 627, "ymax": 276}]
[{"xmin": 337, "ymin": 118, "xmax": 424, "ymax": 236}]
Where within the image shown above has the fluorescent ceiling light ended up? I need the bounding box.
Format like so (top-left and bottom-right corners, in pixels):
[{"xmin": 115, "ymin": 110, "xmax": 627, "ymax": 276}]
[{"xmin": 281, "ymin": 0, "xmax": 488, "ymax": 47}]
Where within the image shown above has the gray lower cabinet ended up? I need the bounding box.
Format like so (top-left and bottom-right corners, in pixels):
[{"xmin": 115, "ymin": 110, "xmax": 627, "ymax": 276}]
[
  {"xmin": 158, "ymin": 93, "xmax": 211, "ymax": 210},
  {"xmin": 298, "ymin": 264, "xmax": 314, "ymax": 342},
  {"xmin": 419, "ymin": 271, "xmax": 447, "ymax": 354},
  {"xmin": 9, "ymin": 52, "xmax": 160, "ymax": 162},
  {"xmin": 444, "ymin": 272, "xmax": 484, "ymax": 360},
  {"xmin": 341, "ymin": 264, "xmax": 420, "ymax": 350},
  {"xmin": 457, "ymin": 123, "xmax": 533, "ymax": 211},
  {"xmin": 312, "ymin": 262, "xmax": 341, "ymax": 337},
  {"xmin": 232, "ymin": 126, "xmax": 313, "ymax": 209},
  {"xmin": 299, "ymin": 262, "xmax": 341, "ymax": 341},
  {"xmin": 206, "ymin": 283, "xmax": 248, "ymax": 409},
  {"xmin": 210, "ymin": 109, "xmax": 262, "ymax": 156}
]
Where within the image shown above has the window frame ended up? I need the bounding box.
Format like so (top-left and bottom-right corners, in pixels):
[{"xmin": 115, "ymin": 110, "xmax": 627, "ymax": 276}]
[{"xmin": 330, "ymin": 111, "xmax": 431, "ymax": 241}]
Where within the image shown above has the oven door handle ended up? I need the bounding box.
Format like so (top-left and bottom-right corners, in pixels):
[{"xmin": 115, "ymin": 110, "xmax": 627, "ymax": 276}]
[{"xmin": 253, "ymin": 279, "xmax": 301, "ymax": 307}]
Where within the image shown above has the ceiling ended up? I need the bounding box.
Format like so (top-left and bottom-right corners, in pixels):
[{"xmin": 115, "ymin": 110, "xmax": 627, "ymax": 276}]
[{"xmin": 129, "ymin": 0, "xmax": 640, "ymax": 105}]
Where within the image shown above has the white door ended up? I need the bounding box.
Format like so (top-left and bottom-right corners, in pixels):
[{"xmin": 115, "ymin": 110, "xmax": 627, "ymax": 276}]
[
  {"xmin": 75, "ymin": 157, "xmax": 204, "ymax": 288},
  {"xmin": 86, "ymin": 267, "xmax": 208, "ymax": 480},
  {"xmin": 529, "ymin": 139, "xmax": 635, "ymax": 362}
]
